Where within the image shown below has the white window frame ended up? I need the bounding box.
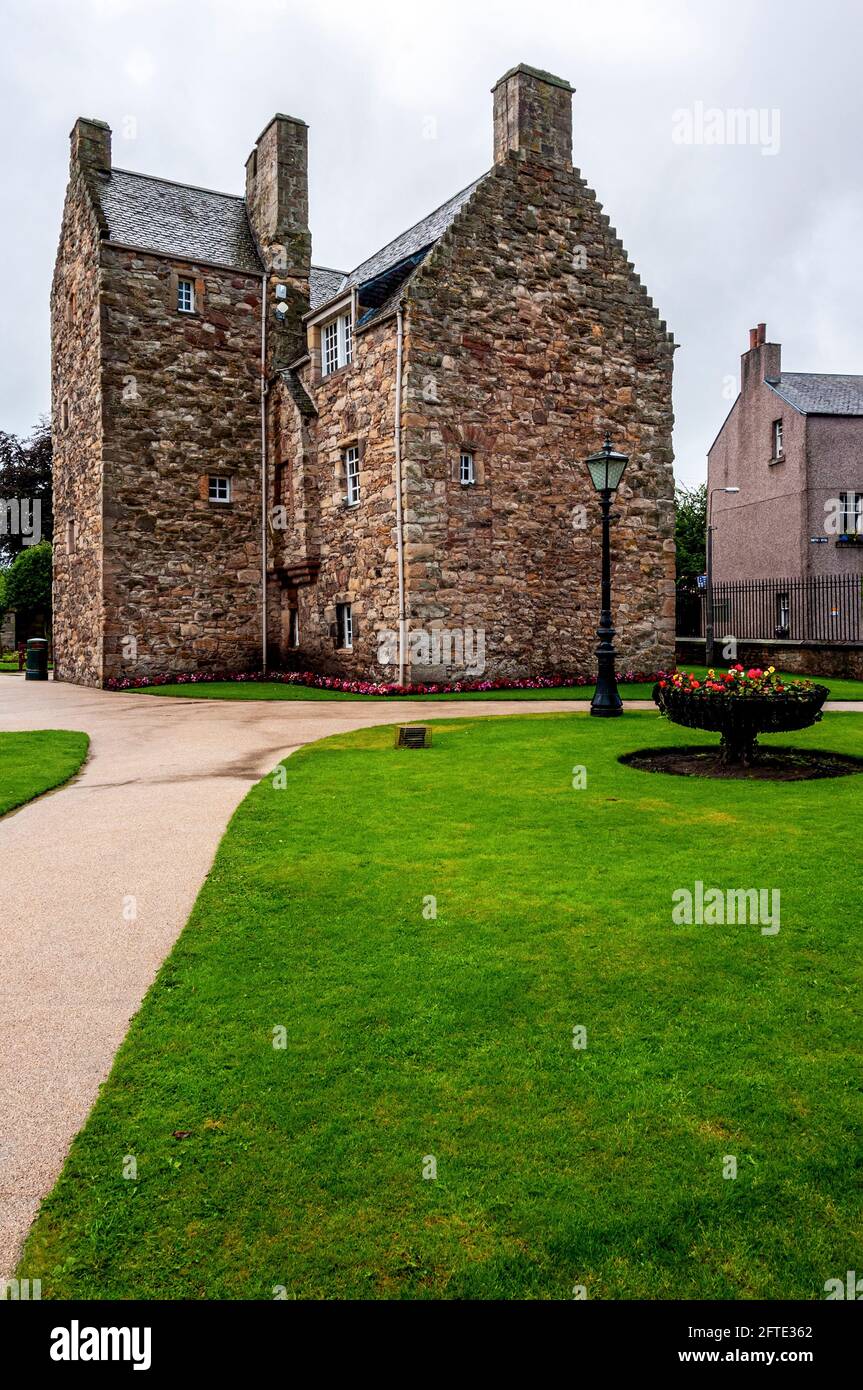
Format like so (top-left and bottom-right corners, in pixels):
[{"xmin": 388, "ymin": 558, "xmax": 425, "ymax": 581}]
[
  {"xmin": 459, "ymin": 450, "xmax": 476, "ymax": 486},
  {"xmin": 344, "ymin": 446, "xmax": 360, "ymax": 506},
  {"xmin": 776, "ymin": 591, "xmax": 790, "ymax": 630},
  {"xmin": 772, "ymin": 418, "xmax": 783, "ymax": 459},
  {"xmin": 840, "ymin": 490, "xmax": 863, "ymax": 535},
  {"xmin": 288, "ymin": 607, "xmax": 299, "ymax": 648},
  {"xmin": 336, "ymin": 602, "xmax": 353, "ymax": 650},
  {"xmin": 208, "ymin": 475, "xmax": 231, "ymax": 504},
  {"xmin": 321, "ymin": 311, "xmax": 353, "ymax": 377},
  {"xmin": 177, "ymin": 278, "xmax": 195, "ymax": 314}
]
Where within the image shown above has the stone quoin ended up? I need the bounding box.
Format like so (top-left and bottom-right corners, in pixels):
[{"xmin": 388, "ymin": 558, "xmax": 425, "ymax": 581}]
[{"xmin": 51, "ymin": 64, "xmax": 676, "ymax": 687}]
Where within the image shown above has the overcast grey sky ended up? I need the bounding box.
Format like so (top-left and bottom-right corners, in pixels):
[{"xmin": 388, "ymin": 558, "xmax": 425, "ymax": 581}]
[{"xmin": 2, "ymin": 0, "xmax": 862, "ymax": 485}]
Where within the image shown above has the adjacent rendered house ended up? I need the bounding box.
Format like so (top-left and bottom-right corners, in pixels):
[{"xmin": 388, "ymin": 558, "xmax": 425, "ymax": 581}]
[
  {"xmin": 709, "ymin": 325, "xmax": 863, "ymax": 582},
  {"xmin": 51, "ymin": 64, "xmax": 676, "ymax": 688}
]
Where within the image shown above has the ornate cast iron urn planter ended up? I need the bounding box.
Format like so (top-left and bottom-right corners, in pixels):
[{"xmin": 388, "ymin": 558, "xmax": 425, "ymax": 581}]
[{"xmin": 653, "ymin": 670, "xmax": 829, "ymax": 766}]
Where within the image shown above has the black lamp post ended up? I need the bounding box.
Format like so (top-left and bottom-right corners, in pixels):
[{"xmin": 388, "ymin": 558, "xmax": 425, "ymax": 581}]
[{"xmin": 585, "ymin": 433, "xmax": 629, "ymax": 717}]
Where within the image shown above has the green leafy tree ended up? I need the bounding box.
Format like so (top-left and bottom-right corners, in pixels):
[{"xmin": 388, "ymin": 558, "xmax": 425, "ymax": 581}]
[
  {"xmin": 675, "ymin": 482, "xmax": 707, "ymax": 582},
  {"xmin": 4, "ymin": 541, "xmax": 52, "ymax": 622},
  {"xmin": 0, "ymin": 419, "xmax": 53, "ymax": 564}
]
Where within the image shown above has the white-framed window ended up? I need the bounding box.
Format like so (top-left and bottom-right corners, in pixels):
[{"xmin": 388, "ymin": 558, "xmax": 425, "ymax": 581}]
[
  {"xmin": 775, "ymin": 592, "xmax": 790, "ymax": 634},
  {"xmin": 288, "ymin": 608, "xmax": 299, "ymax": 648},
  {"xmin": 321, "ymin": 311, "xmax": 353, "ymax": 377},
  {"xmin": 840, "ymin": 491, "xmax": 863, "ymax": 534},
  {"xmin": 177, "ymin": 278, "xmax": 195, "ymax": 314},
  {"xmin": 344, "ymin": 446, "xmax": 360, "ymax": 506},
  {"xmin": 336, "ymin": 602, "xmax": 353, "ymax": 649},
  {"xmin": 459, "ymin": 450, "xmax": 476, "ymax": 485},
  {"xmin": 208, "ymin": 475, "xmax": 231, "ymax": 503},
  {"xmin": 772, "ymin": 418, "xmax": 783, "ymax": 459}
]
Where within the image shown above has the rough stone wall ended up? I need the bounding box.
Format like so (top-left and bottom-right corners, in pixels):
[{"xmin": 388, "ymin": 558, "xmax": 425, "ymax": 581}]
[
  {"xmin": 99, "ymin": 246, "xmax": 264, "ymax": 682},
  {"xmin": 51, "ymin": 163, "xmax": 106, "ymax": 687},
  {"xmin": 267, "ymin": 316, "xmax": 403, "ymax": 676},
  {"xmin": 398, "ymin": 151, "xmax": 676, "ymax": 680}
]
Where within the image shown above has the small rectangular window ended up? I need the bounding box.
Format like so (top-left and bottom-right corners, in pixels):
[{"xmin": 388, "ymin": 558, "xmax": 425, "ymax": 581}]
[
  {"xmin": 208, "ymin": 475, "xmax": 231, "ymax": 503},
  {"xmin": 321, "ymin": 312, "xmax": 353, "ymax": 377},
  {"xmin": 61, "ymin": 400, "xmax": 70, "ymax": 430},
  {"xmin": 336, "ymin": 602, "xmax": 353, "ymax": 649},
  {"xmin": 840, "ymin": 491, "xmax": 863, "ymax": 535},
  {"xmin": 344, "ymin": 446, "xmax": 360, "ymax": 506},
  {"xmin": 288, "ymin": 608, "xmax": 299, "ymax": 648},
  {"xmin": 775, "ymin": 591, "xmax": 790, "ymax": 635},
  {"xmin": 459, "ymin": 450, "xmax": 476, "ymax": 485},
  {"xmin": 66, "ymin": 519, "xmax": 76, "ymax": 554},
  {"xmin": 177, "ymin": 278, "xmax": 195, "ymax": 314},
  {"xmin": 772, "ymin": 418, "xmax": 783, "ymax": 458}
]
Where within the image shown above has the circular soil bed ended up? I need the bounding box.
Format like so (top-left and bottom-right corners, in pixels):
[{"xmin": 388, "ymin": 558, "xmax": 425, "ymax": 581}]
[{"xmin": 620, "ymin": 745, "xmax": 863, "ymax": 781}]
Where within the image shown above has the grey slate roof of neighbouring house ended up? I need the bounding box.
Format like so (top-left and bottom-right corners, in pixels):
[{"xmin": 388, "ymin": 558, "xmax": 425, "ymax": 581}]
[
  {"xmin": 767, "ymin": 373, "xmax": 863, "ymax": 415},
  {"xmin": 96, "ymin": 168, "xmax": 263, "ymax": 274}
]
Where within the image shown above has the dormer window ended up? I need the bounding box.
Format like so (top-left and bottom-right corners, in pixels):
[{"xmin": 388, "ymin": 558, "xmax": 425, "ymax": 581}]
[
  {"xmin": 771, "ymin": 418, "xmax": 783, "ymax": 459},
  {"xmin": 177, "ymin": 278, "xmax": 195, "ymax": 314},
  {"xmin": 321, "ymin": 311, "xmax": 353, "ymax": 377}
]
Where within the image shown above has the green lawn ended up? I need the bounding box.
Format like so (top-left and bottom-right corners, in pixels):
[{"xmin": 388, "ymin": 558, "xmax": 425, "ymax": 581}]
[
  {"xmin": 19, "ymin": 711, "xmax": 862, "ymax": 1299},
  {"xmin": 0, "ymin": 730, "xmax": 89, "ymax": 817},
  {"xmin": 128, "ymin": 665, "xmax": 863, "ymax": 703}
]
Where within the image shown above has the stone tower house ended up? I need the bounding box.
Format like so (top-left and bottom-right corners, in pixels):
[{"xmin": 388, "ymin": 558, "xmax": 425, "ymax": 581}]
[{"xmin": 51, "ymin": 65, "xmax": 675, "ymax": 688}]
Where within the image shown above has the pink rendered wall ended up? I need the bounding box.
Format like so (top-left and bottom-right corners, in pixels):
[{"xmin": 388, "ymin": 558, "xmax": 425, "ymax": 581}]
[
  {"xmin": 803, "ymin": 415, "xmax": 863, "ymax": 577},
  {"xmin": 708, "ymin": 338, "xmax": 806, "ymax": 581}
]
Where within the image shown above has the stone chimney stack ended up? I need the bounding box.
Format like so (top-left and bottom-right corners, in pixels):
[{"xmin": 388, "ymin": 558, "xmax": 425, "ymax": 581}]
[
  {"xmin": 245, "ymin": 113, "xmax": 311, "ymax": 365},
  {"xmin": 245, "ymin": 114, "xmax": 310, "ymax": 278},
  {"xmin": 71, "ymin": 117, "xmax": 112, "ymax": 174},
  {"xmin": 492, "ymin": 63, "xmax": 574, "ymax": 168},
  {"xmin": 741, "ymin": 322, "xmax": 781, "ymax": 390}
]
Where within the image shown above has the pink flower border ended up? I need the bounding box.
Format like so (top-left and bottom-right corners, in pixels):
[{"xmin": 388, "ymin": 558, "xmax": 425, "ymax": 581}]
[{"xmin": 106, "ymin": 668, "xmax": 668, "ymax": 697}]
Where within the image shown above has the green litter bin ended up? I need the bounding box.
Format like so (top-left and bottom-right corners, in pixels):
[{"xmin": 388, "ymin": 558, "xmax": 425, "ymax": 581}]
[{"xmin": 25, "ymin": 638, "xmax": 49, "ymax": 681}]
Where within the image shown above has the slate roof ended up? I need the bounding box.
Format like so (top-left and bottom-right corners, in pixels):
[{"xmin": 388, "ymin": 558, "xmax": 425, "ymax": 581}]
[
  {"xmin": 310, "ymin": 265, "xmax": 347, "ymax": 309},
  {"xmin": 93, "ymin": 163, "xmax": 485, "ymax": 315},
  {"xmin": 96, "ymin": 168, "xmax": 263, "ymax": 274},
  {"xmin": 768, "ymin": 373, "xmax": 863, "ymax": 415}
]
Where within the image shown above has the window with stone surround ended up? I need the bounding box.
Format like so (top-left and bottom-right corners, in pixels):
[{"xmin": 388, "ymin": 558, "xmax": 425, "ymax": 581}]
[
  {"xmin": 460, "ymin": 450, "xmax": 476, "ymax": 485},
  {"xmin": 208, "ymin": 475, "xmax": 232, "ymax": 504},
  {"xmin": 288, "ymin": 608, "xmax": 299, "ymax": 648},
  {"xmin": 321, "ymin": 311, "xmax": 353, "ymax": 376},
  {"xmin": 66, "ymin": 519, "xmax": 77, "ymax": 555},
  {"xmin": 344, "ymin": 446, "xmax": 360, "ymax": 506},
  {"xmin": 336, "ymin": 602, "xmax": 353, "ymax": 649},
  {"xmin": 177, "ymin": 278, "xmax": 195, "ymax": 314},
  {"xmin": 771, "ymin": 418, "xmax": 783, "ymax": 460}
]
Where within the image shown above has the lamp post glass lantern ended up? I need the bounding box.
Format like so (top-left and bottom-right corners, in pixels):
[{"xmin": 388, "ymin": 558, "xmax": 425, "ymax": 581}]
[{"xmin": 585, "ymin": 433, "xmax": 629, "ymax": 717}]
